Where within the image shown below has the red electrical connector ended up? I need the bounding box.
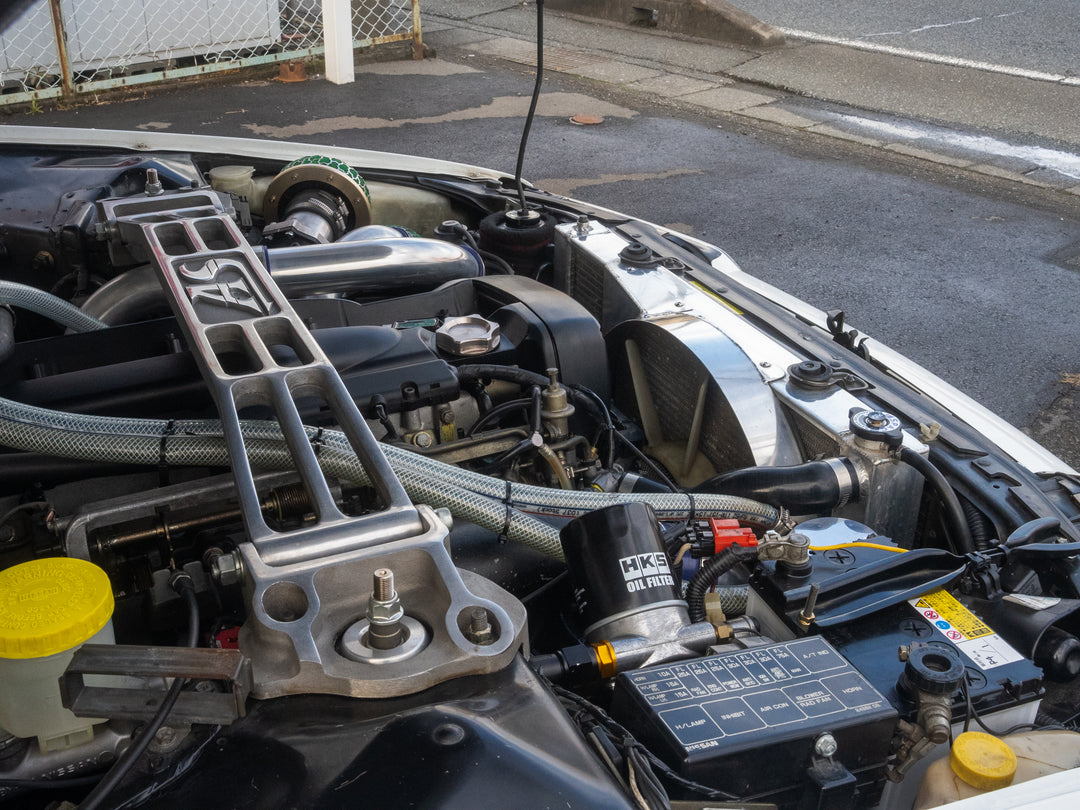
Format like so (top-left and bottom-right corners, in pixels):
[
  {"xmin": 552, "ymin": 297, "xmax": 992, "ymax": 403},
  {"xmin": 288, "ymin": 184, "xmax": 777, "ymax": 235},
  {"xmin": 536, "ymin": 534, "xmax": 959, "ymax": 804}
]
[{"xmin": 708, "ymin": 518, "xmax": 758, "ymax": 554}]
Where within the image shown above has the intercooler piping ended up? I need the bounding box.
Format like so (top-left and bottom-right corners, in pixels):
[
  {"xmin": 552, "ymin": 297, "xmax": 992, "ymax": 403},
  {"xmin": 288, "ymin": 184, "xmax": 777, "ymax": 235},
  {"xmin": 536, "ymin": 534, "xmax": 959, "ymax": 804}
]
[
  {"xmin": 262, "ymin": 237, "xmax": 483, "ymax": 297},
  {"xmin": 79, "ymin": 237, "xmax": 483, "ymax": 324},
  {"xmin": 0, "ymin": 398, "xmax": 780, "ymax": 561},
  {"xmin": 693, "ymin": 458, "xmax": 859, "ymax": 513}
]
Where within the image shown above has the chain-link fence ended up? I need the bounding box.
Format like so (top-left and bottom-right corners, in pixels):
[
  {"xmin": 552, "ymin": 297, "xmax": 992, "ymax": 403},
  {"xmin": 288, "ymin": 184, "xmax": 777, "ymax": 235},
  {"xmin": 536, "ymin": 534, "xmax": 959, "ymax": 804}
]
[{"xmin": 1, "ymin": 0, "xmax": 420, "ymax": 106}]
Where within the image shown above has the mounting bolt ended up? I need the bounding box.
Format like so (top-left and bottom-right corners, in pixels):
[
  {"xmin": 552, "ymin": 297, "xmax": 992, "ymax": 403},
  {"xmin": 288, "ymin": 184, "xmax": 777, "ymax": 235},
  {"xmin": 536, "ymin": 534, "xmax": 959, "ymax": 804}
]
[
  {"xmin": 798, "ymin": 584, "xmax": 820, "ymax": 631},
  {"xmin": 367, "ymin": 568, "xmax": 405, "ymax": 650},
  {"xmin": 145, "ymin": 167, "xmax": 164, "ymax": 196},
  {"xmin": 209, "ymin": 549, "xmax": 243, "ymax": 587},
  {"xmin": 898, "ymin": 645, "xmax": 911, "ymax": 662},
  {"xmin": 465, "ymin": 606, "xmax": 495, "ymax": 645},
  {"xmin": 814, "ymin": 732, "xmax": 838, "ymax": 758}
]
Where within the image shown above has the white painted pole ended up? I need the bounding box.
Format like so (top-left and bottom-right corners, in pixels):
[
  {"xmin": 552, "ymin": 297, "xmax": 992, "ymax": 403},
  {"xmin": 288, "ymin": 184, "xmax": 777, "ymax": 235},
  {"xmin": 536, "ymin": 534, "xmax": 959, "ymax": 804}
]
[{"xmin": 322, "ymin": 0, "xmax": 355, "ymax": 85}]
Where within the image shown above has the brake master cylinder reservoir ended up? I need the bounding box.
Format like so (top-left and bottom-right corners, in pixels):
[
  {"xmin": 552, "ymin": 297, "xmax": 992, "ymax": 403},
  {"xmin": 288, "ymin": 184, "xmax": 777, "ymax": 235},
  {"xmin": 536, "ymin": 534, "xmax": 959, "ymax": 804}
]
[{"xmin": 0, "ymin": 558, "xmax": 115, "ymax": 752}]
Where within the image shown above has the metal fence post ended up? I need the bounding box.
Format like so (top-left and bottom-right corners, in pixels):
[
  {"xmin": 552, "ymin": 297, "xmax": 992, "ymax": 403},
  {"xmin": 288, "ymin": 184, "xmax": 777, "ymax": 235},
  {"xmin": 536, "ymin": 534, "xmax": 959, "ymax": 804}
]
[
  {"xmin": 411, "ymin": 0, "xmax": 423, "ymax": 60},
  {"xmin": 323, "ymin": 0, "xmax": 355, "ymax": 84},
  {"xmin": 47, "ymin": 0, "xmax": 74, "ymax": 99}
]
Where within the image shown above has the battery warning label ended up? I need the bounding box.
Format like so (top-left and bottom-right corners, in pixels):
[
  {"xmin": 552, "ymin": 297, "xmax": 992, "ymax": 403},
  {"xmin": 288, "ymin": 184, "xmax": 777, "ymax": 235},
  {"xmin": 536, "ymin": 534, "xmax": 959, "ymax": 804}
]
[{"xmin": 909, "ymin": 590, "xmax": 1023, "ymax": 670}]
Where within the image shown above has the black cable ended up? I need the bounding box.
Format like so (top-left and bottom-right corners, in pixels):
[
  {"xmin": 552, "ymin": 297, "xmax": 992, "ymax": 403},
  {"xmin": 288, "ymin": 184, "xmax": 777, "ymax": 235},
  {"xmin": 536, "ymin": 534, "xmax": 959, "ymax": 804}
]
[
  {"xmin": 456, "ymin": 365, "xmax": 607, "ymax": 426},
  {"xmin": 611, "ymin": 430, "xmax": 679, "ymax": 493},
  {"xmin": 1000, "ymin": 722, "xmax": 1069, "ymax": 735},
  {"xmin": 959, "ymin": 678, "xmax": 1033, "ymax": 738},
  {"xmin": 513, "ymin": 0, "xmax": 545, "ymax": 212},
  {"xmin": 568, "ymin": 383, "xmax": 615, "ymax": 470},
  {"xmin": 466, "ymin": 397, "xmax": 532, "ymax": 437},
  {"xmin": 899, "ymin": 447, "xmax": 976, "ymax": 555},
  {"xmin": 77, "ymin": 575, "xmax": 200, "ymax": 810},
  {"xmin": 685, "ymin": 545, "xmax": 759, "ymax": 623},
  {"xmin": 456, "ymin": 225, "xmax": 480, "ymax": 253},
  {"xmin": 521, "ymin": 570, "xmax": 568, "ymax": 605},
  {"xmin": 479, "ymin": 249, "xmax": 515, "ymax": 275},
  {"xmin": 480, "ymin": 436, "xmax": 537, "ymax": 472},
  {"xmin": 529, "ymin": 385, "xmax": 542, "ymax": 435},
  {"xmin": 551, "ymin": 685, "xmax": 739, "ymax": 802}
]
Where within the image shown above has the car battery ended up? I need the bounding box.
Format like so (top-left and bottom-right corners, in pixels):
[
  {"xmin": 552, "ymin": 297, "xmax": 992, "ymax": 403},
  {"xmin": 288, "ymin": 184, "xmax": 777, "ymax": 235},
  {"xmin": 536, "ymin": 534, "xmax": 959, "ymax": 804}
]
[
  {"xmin": 611, "ymin": 637, "xmax": 898, "ymax": 805},
  {"xmin": 820, "ymin": 593, "xmax": 1042, "ymax": 727},
  {"xmin": 749, "ymin": 538, "xmax": 1044, "ymax": 728}
]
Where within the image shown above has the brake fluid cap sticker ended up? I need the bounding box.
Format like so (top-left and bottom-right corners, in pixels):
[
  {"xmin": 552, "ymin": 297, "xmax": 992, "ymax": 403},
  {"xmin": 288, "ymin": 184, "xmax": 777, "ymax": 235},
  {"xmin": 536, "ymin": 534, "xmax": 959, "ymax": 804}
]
[{"xmin": 908, "ymin": 590, "xmax": 1023, "ymax": 670}]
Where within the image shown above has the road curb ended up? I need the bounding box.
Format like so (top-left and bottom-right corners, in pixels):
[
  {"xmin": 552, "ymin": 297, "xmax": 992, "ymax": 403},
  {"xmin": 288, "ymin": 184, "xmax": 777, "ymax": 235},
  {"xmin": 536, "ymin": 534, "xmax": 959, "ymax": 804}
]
[
  {"xmin": 428, "ymin": 15, "xmax": 1080, "ymax": 195},
  {"xmin": 543, "ymin": 0, "xmax": 784, "ymax": 48}
]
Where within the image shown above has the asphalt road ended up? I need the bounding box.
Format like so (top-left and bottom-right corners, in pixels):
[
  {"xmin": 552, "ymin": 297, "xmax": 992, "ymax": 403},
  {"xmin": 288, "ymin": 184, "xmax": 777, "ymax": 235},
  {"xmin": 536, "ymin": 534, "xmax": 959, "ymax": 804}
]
[
  {"xmin": 17, "ymin": 50, "xmax": 1080, "ymax": 466},
  {"xmin": 735, "ymin": 0, "xmax": 1079, "ymax": 77}
]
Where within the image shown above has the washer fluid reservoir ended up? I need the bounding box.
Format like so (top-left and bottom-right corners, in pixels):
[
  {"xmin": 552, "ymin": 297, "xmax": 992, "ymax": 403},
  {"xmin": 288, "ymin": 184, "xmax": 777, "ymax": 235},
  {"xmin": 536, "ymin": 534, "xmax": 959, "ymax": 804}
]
[{"xmin": 915, "ymin": 729, "xmax": 1080, "ymax": 808}]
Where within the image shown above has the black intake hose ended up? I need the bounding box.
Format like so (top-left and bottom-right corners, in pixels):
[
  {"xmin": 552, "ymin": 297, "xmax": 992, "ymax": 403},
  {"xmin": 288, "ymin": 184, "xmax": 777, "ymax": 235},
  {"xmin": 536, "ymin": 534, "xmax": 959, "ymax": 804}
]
[
  {"xmin": 686, "ymin": 545, "xmax": 760, "ymax": 623},
  {"xmin": 693, "ymin": 458, "xmax": 859, "ymax": 513}
]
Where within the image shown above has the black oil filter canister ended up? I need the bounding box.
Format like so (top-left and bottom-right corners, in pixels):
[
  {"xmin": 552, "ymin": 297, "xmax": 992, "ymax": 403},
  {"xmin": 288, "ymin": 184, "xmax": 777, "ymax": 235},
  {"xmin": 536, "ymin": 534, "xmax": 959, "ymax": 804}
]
[{"xmin": 560, "ymin": 502, "xmax": 685, "ymax": 641}]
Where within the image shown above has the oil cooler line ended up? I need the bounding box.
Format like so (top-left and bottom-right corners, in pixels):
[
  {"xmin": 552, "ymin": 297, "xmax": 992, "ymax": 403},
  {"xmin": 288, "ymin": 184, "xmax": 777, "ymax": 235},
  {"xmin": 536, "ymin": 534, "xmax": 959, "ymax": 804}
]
[{"xmin": 0, "ymin": 397, "xmax": 780, "ymax": 561}]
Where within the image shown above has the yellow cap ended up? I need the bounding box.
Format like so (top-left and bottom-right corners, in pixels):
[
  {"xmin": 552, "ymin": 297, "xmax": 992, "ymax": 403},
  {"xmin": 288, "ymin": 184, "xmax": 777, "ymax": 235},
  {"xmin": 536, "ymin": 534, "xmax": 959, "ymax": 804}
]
[
  {"xmin": 0, "ymin": 558, "xmax": 114, "ymax": 659},
  {"xmin": 950, "ymin": 731, "xmax": 1017, "ymax": 791}
]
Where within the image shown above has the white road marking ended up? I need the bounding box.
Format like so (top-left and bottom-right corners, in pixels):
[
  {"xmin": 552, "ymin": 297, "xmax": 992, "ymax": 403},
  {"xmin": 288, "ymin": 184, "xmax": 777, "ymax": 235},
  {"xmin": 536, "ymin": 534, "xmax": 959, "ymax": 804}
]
[
  {"xmin": 861, "ymin": 10, "xmax": 1024, "ymax": 38},
  {"xmin": 835, "ymin": 114, "xmax": 1080, "ymax": 179},
  {"xmin": 779, "ymin": 27, "xmax": 1080, "ymax": 86}
]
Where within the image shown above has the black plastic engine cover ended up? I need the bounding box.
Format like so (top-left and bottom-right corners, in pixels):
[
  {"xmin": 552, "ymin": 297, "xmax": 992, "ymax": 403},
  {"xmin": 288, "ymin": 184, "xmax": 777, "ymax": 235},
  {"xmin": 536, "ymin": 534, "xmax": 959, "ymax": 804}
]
[{"xmin": 293, "ymin": 275, "xmax": 610, "ymax": 402}]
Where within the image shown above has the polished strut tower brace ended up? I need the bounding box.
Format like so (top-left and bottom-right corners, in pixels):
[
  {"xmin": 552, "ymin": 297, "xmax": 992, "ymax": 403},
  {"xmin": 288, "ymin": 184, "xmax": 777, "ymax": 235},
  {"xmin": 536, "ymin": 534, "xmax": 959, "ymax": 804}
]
[{"xmin": 97, "ymin": 187, "xmax": 526, "ymax": 699}]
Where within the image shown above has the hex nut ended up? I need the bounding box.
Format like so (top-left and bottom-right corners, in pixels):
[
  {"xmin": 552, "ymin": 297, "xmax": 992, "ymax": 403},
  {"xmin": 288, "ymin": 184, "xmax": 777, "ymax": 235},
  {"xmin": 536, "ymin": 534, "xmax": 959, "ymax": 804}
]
[
  {"xmin": 367, "ymin": 597, "xmax": 404, "ymax": 625},
  {"xmin": 210, "ymin": 550, "xmax": 242, "ymax": 587},
  {"xmin": 814, "ymin": 732, "xmax": 839, "ymax": 758}
]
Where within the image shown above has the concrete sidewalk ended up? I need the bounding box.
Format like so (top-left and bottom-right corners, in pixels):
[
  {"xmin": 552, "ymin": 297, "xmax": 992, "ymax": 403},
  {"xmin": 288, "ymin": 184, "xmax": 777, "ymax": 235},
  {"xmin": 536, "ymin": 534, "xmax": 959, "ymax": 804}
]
[{"xmin": 419, "ymin": 0, "xmax": 1080, "ymax": 193}]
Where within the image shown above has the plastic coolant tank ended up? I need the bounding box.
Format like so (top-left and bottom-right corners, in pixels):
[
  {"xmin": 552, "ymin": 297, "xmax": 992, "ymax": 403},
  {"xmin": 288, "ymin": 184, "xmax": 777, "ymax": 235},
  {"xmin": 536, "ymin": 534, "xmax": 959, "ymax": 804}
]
[
  {"xmin": 915, "ymin": 729, "xmax": 1080, "ymax": 808},
  {"xmin": 0, "ymin": 557, "xmax": 115, "ymax": 752},
  {"xmin": 366, "ymin": 181, "xmax": 462, "ymax": 236}
]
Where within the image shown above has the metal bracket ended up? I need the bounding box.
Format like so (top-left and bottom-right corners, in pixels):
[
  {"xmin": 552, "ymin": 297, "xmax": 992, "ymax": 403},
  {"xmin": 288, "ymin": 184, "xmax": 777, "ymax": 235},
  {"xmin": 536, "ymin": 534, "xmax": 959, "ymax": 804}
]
[{"xmin": 61, "ymin": 645, "xmax": 251, "ymax": 725}]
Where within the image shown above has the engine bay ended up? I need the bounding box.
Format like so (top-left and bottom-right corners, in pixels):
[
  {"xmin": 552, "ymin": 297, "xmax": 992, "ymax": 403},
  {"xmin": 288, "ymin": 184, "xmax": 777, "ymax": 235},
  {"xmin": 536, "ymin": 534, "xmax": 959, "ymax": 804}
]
[{"xmin": 2, "ymin": 138, "xmax": 1080, "ymax": 809}]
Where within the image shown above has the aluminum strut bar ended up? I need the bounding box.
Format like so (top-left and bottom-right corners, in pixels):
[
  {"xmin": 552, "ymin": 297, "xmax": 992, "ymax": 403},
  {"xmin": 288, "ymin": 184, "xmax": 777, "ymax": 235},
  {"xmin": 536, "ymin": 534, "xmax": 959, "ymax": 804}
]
[
  {"xmin": 96, "ymin": 187, "xmax": 526, "ymax": 699},
  {"xmin": 99, "ymin": 189, "xmax": 422, "ymax": 564}
]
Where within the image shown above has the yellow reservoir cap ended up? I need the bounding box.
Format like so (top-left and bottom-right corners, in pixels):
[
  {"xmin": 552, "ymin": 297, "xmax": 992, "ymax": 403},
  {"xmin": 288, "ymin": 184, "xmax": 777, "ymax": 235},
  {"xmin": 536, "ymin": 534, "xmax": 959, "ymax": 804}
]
[
  {"xmin": 0, "ymin": 558, "xmax": 114, "ymax": 659},
  {"xmin": 950, "ymin": 731, "xmax": 1018, "ymax": 791}
]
